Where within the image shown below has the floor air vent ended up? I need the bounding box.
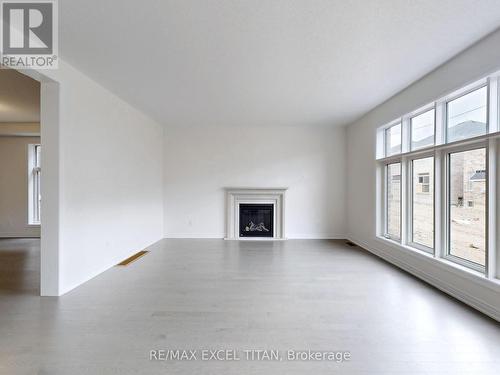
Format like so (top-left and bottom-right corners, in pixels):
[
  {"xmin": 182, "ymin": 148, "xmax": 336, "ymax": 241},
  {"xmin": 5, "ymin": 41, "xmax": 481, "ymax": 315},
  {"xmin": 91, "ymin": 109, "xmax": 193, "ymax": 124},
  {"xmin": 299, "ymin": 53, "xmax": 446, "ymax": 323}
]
[
  {"xmin": 117, "ymin": 250, "xmax": 148, "ymax": 266},
  {"xmin": 345, "ymin": 241, "xmax": 357, "ymax": 247}
]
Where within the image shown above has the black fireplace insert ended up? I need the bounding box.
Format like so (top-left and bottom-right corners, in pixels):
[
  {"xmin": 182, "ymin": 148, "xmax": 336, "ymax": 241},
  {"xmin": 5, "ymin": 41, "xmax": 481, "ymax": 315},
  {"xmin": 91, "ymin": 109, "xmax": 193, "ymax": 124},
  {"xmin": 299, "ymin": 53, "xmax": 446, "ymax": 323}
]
[{"xmin": 239, "ymin": 204, "xmax": 274, "ymax": 237}]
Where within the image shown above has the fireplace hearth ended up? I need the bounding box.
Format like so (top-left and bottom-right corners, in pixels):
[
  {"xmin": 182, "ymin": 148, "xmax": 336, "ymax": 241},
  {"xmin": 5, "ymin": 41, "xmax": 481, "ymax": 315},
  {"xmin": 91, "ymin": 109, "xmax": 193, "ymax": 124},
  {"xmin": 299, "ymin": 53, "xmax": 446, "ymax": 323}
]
[{"xmin": 239, "ymin": 204, "xmax": 274, "ymax": 237}]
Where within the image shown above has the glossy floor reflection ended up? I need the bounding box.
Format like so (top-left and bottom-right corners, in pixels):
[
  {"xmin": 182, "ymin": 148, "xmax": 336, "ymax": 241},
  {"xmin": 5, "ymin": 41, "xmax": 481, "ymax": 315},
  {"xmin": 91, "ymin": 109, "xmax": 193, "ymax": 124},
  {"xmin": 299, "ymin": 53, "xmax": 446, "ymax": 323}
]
[{"xmin": 0, "ymin": 239, "xmax": 499, "ymax": 374}]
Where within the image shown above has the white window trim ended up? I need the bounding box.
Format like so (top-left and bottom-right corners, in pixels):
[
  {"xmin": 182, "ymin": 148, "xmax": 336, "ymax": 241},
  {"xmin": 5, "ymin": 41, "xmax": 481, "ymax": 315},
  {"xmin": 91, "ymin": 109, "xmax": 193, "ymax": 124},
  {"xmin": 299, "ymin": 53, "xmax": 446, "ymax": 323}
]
[{"xmin": 376, "ymin": 71, "xmax": 500, "ymax": 279}]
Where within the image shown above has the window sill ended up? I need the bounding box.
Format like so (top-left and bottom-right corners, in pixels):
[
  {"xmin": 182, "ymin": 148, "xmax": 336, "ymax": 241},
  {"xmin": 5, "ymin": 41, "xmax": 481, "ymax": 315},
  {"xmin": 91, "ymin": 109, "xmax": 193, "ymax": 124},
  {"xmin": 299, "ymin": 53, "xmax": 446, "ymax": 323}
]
[{"xmin": 375, "ymin": 236, "xmax": 500, "ymax": 293}]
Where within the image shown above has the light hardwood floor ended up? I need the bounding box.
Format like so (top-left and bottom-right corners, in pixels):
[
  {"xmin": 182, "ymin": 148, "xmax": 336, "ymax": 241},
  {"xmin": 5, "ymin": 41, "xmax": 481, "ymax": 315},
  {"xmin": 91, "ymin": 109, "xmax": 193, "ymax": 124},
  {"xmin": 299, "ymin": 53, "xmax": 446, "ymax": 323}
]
[{"xmin": 0, "ymin": 238, "xmax": 499, "ymax": 374}]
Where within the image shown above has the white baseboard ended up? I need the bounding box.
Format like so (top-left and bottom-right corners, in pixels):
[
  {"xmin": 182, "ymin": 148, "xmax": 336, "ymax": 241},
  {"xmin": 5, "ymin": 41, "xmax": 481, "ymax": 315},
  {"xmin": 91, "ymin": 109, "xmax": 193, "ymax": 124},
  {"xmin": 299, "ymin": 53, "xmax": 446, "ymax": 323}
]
[
  {"xmin": 287, "ymin": 234, "xmax": 346, "ymax": 240},
  {"xmin": 347, "ymin": 235, "xmax": 500, "ymax": 322},
  {"xmin": 164, "ymin": 234, "xmax": 346, "ymax": 240},
  {"xmin": 164, "ymin": 233, "xmax": 225, "ymax": 239}
]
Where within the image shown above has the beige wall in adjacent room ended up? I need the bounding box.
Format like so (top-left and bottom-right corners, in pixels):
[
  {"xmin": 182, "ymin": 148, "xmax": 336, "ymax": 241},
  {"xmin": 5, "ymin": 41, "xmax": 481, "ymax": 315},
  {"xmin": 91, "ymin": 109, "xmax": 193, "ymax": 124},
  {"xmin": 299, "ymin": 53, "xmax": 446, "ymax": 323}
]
[{"xmin": 0, "ymin": 135, "xmax": 41, "ymax": 237}]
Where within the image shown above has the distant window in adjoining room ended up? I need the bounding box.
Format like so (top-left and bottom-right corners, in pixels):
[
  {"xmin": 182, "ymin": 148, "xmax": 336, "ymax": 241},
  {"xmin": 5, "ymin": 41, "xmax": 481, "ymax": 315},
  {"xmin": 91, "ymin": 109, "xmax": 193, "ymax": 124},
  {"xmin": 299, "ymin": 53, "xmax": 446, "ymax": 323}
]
[
  {"xmin": 385, "ymin": 123, "xmax": 401, "ymax": 156},
  {"xmin": 411, "ymin": 109, "xmax": 435, "ymax": 150},
  {"xmin": 28, "ymin": 144, "xmax": 41, "ymax": 225},
  {"xmin": 447, "ymin": 86, "xmax": 487, "ymax": 143}
]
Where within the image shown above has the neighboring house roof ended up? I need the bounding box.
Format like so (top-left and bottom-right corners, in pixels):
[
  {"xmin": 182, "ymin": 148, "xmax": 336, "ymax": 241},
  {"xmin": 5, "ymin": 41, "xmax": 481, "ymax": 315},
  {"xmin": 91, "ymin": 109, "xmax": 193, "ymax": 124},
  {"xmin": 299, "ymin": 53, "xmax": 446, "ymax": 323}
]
[
  {"xmin": 388, "ymin": 120, "xmax": 486, "ymax": 155},
  {"xmin": 447, "ymin": 120, "xmax": 486, "ymax": 141},
  {"xmin": 470, "ymin": 170, "xmax": 486, "ymax": 181},
  {"xmin": 412, "ymin": 134, "xmax": 434, "ymax": 149},
  {"xmin": 409, "ymin": 120, "xmax": 486, "ymax": 151}
]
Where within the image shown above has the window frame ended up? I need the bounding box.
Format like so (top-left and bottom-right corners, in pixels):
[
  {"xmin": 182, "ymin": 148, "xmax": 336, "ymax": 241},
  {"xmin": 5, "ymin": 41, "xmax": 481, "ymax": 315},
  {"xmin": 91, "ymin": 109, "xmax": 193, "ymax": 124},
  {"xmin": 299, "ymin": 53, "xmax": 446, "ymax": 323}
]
[
  {"xmin": 384, "ymin": 122, "xmax": 402, "ymax": 157},
  {"xmin": 376, "ymin": 72, "xmax": 500, "ymax": 276},
  {"xmin": 410, "ymin": 107, "xmax": 436, "ymax": 151},
  {"xmin": 445, "ymin": 83, "xmax": 489, "ymax": 144},
  {"xmin": 444, "ymin": 142, "xmax": 488, "ymax": 273},
  {"xmin": 408, "ymin": 153, "xmax": 435, "ymax": 254},
  {"xmin": 383, "ymin": 160, "xmax": 402, "ymax": 242}
]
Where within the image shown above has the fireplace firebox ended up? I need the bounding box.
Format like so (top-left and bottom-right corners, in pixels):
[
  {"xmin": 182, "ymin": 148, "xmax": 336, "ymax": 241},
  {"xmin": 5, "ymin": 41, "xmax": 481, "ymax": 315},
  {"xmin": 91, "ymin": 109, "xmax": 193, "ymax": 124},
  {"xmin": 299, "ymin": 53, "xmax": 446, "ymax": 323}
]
[{"xmin": 239, "ymin": 204, "xmax": 274, "ymax": 237}]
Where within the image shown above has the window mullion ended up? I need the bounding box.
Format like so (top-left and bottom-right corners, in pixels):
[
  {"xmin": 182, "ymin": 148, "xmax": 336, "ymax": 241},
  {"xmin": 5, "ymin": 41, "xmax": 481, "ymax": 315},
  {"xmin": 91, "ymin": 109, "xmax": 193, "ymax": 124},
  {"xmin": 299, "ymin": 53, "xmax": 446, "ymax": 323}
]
[
  {"xmin": 488, "ymin": 77, "xmax": 499, "ymax": 134},
  {"xmin": 487, "ymin": 138, "xmax": 497, "ymax": 279},
  {"xmin": 401, "ymin": 156, "xmax": 409, "ymax": 245},
  {"xmin": 402, "ymin": 117, "xmax": 410, "ymax": 154},
  {"xmin": 435, "ymin": 100, "xmax": 446, "ymax": 145},
  {"xmin": 435, "ymin": 149, "xmax": 445, "ymax": 259}
]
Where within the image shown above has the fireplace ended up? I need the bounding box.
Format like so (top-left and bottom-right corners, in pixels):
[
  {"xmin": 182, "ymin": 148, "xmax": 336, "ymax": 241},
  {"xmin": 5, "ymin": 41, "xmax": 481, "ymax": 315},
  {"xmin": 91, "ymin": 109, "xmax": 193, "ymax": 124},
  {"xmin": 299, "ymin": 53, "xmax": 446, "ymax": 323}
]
[
  {"xmin": 225, "ymin": 188, "xmax": 286, "ymax": 240},
  {"xmin": 239, "ymin": 204, "xmax": 274, "ymax": 238}
]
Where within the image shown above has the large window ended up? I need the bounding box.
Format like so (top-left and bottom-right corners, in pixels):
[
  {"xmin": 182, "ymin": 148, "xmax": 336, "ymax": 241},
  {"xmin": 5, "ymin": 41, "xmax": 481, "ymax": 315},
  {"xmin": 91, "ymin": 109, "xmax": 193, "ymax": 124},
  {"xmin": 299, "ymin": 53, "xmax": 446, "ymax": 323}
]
[
  {"xmin": 411, "ymin": 157, "xmax": 434, "ymax": 250},
  {"xmin": 447, "ymin": 86, "xmax": 487, "ymax": 143},
  {"xmin": 28, "ymin": 144, "xmax": 41, "ymax": 225},
  {"xmin": 385, "ymin": 123, "xmax": 401, "ymax": 156},
  {"xmin": 385, "ymin": 163, "xmax": 401, "ymax": 240},
  {"xmin": 411, "ymin": 109, "xmax": 435, "ymax": 150},
  {"xmin": 377, "ymin": 73, "xmax": 499, "ymax": 275},
  {"xmin": 448, "ymin": 148, "xmax": 486, "ymax": 267}
]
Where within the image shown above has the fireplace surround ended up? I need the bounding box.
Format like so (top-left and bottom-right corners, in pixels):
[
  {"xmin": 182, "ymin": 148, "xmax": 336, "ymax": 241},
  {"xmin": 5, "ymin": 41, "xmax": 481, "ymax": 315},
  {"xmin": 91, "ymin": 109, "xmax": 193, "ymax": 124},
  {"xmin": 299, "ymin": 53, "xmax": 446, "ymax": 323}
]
[{"xmin": 225, "ymin": 188, "xmax": 286, "ymax": 240}]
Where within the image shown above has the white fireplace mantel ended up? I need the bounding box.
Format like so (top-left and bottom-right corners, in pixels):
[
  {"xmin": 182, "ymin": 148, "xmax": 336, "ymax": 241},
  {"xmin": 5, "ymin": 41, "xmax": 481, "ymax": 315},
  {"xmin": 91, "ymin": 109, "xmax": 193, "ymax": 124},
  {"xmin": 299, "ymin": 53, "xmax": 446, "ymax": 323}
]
[{"xmin": 224, "ymin": 187, "xmax": 287, "ymax": 240}]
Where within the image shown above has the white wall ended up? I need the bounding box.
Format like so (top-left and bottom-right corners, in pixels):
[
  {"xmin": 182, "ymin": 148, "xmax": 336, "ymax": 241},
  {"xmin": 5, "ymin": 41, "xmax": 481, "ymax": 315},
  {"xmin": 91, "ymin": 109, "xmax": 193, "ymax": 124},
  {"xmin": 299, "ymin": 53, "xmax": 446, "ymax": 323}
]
[
  {"xmin": 163, "ymin": 125, "xmax": 346, "ymax": 239},
  {"xmin": 37, "ymin": 61, "xmax": 164, "ymax": 295},
  {"xmin": 346, "ymin": 29, "xmax": 500, "ymax": 320},
  {"xmin": 0, "ymin": 136, "xmax": 41, "ymax": 238}
]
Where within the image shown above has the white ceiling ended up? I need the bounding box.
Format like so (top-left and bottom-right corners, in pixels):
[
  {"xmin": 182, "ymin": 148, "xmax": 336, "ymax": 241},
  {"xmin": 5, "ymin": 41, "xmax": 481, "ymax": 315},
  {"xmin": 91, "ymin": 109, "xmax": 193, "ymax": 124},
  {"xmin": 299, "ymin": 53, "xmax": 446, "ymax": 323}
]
[
  {"xmin": 0, "ymin": 69, "xmax": 40, "ymax": 122},
  {"xmin": 60, "ymin": 0, "xmax": 500, "ymax": 128}
]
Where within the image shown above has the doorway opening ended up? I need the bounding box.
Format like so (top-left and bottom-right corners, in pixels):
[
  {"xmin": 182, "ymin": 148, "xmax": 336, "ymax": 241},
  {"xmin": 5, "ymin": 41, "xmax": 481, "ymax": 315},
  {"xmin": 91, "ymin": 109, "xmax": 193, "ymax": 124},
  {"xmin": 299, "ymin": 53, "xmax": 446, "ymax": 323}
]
[{"xmin": 0, "ymin": 69, "xmax": 41, "ymax": 295}]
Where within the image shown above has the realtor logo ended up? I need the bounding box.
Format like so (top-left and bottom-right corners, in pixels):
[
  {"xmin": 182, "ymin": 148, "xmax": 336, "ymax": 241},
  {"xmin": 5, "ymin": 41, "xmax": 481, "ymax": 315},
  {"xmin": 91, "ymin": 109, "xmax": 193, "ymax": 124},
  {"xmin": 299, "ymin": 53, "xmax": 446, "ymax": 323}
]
[{"xmin": 1, "ymin": 0, "xmax": 58, "ymax": 69}]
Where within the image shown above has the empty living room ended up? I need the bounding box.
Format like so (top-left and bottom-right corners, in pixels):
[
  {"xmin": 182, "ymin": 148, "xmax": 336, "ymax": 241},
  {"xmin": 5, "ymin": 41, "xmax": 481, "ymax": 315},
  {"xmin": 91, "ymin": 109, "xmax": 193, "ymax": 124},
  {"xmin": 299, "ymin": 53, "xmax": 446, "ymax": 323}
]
[{"xmin": 1, "ymin": 1, "xmax": 500, "ymax": 374}]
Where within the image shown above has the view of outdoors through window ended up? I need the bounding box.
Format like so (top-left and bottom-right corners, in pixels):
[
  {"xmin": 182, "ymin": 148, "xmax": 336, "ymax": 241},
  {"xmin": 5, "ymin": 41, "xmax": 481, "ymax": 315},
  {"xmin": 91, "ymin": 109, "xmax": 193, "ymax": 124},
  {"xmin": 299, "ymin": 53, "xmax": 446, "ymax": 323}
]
[
  {"xmin": 386, "ymin": 163, "xmax": 401, "ymax": 239},
  {"xmin": 412, "ymin": 157, "xmax": 434, "ymax": 249},
  {"xmin": 449, "ymin": 148, "xmax": 486, "ymax": 266},
  {"xmin": 378, "ymin": 74, "xmax": 498, "ymax": 273},
  {"xmin": 411, "ymin": 109, "xmax": 435, "ymax": 150},
  {"xmin": 447, "ymin": 87, "xmax": 487, "ymax": 143},
  {"xmin": 385, "ymin": 124, "xmax": 401, "ymax": 156}
]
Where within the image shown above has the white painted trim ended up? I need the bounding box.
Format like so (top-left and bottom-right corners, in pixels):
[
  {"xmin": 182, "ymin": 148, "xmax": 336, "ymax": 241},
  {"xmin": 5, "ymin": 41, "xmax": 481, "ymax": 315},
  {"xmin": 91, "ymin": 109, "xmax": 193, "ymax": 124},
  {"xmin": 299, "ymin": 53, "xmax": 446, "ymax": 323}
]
[
  {"xmin": 163, "ymin": 234, "xmax": 345, "ymax": 240},
  {"xmin": 287, "ymin": 234, "xmax": 346, "ymax": 239},
  {"xmin": 164, "ymin": 233, "xmax": 225, "ymax": 239},
  {"xmin": 225, "ymin": 188, "xmax": 287, "ymax": 240},
  {"xmin": 347, "ymin": 235, "xmax": 500, "ymax": 322},
  {"xmin": 225, "ymin": 237, "xmax": 286, "ymax": 241}
]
